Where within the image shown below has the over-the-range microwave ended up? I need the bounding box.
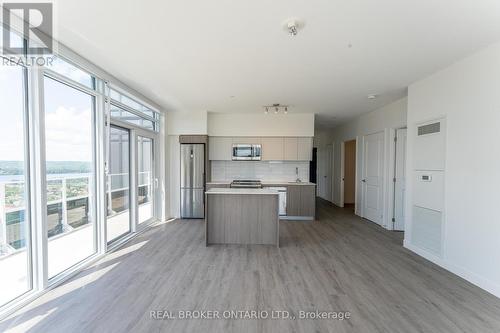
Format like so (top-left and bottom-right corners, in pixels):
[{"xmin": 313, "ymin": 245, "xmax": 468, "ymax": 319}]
[{"xmin": 232, "ymin": 144, "xmax": 261, "ymax": 161}]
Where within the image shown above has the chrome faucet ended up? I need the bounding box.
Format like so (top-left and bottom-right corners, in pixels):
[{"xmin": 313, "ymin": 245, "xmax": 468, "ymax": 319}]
[{"xmin": 295, "ymin": 167, "xmax": 302, "ymax": 183}]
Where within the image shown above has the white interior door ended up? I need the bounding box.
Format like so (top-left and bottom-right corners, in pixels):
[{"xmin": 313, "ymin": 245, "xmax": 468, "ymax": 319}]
[
  {"xmin": 317, "ymin": 145, "xmax": 331, "ymax": 200},
  {"xmin": 316, "ymin": 146, "xmax": 324, "ymax": 197},
  {"xmin": 340, "ymin": 142, "xmax": 345, "ymax": 207},
  {"xmin": 394, "ymin": 129, "xmax": 407, "ymax": 231},
  {"xmin": 325, "ymin": 144, "xmax": 333, "ymax": 201},
  {"xmin": 362, "ymin": 132, "xmax": 384, "ymax": 225}
]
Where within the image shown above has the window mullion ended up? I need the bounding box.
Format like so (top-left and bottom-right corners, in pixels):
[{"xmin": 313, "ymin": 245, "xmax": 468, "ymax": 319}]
[
  {"xmin": 130, "ymin": 130, "xmax": 138, "ymax": 233},
  {"xmin": 27, "ymin": 65, "xmax": 48, "ymax": 291}
]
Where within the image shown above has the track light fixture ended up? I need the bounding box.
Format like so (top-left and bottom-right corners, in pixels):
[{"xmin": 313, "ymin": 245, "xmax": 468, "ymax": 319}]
[{"xmin": 262, "ymin": 104, "xmax": 290, "ymax": 114}]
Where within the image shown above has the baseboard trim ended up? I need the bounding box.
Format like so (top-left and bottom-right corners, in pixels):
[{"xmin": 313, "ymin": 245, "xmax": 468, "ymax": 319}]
[{"xmin": 404, "ymin": 240, "xmax": 500, "ymax": 299}]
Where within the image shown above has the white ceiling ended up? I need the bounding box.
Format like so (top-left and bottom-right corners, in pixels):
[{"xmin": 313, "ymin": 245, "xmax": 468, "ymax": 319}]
[{"xmin": 54, "ymin": 0, "xmax": 500, "ymax": 127}]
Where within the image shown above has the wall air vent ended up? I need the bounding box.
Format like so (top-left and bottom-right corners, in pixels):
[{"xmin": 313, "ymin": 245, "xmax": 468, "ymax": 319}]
[{"xmin": 418, "ymin": 122, "xmax": 440, "ymax": 136}]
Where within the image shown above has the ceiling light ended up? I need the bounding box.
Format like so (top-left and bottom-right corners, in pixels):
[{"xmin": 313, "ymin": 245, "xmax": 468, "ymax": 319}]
[
  {"xmin": 288, "ymin": 21, "xmax": 298, "ymax": 36},
  {"xmin": 263, "ymin": 104, "xmax": 290, "ymax": 114},
  {"xmin": 367, "ymin": 94, "xmax": 378, "ymax": 100},
  {"xmin": 283, "ymin": 18, "xmax": 303, "ymax": 37}
]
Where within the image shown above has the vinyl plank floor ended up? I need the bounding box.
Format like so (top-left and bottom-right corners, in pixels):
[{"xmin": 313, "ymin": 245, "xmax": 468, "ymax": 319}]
[{"xmin": 1, "ymin": 199, "xmax": 500, "ymax": 333}]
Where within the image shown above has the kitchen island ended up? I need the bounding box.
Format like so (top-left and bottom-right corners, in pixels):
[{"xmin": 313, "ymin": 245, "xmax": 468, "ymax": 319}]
[{"xmin": 205, "ymin": 188, "xmax": 279, "ymax": 247}]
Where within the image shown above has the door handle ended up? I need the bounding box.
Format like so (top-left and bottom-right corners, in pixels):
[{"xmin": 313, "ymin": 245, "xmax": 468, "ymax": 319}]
[{"xmin": 362, "ymin": 179, "xmax": 366, "ymax": 182}]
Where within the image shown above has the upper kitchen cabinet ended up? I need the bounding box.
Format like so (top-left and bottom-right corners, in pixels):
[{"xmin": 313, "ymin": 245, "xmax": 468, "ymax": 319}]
[
  {"xmin": 209, "ymin": 136, "xmax": 313, "ymax": 161},
  {"xmin": 232, "ymin": 137, "xmax": 261, "ymax": 144},
  {"xmin": 261, "ymin": 137, "xmax": 284, "ymax": 161},
  {"xmin": 284, "ymin": 137, "xmax": 312, "ymax": 161},
  {"xmin": 209, "ymin": 137, "xmax": 232, "ymax": 160},
  {"xmin": 283, "ymin": 137, "xmax": 298, "ymax": 160},
  {"xmin": 297, "ymin": 137, "xmax": 313, "ymax": 161}
]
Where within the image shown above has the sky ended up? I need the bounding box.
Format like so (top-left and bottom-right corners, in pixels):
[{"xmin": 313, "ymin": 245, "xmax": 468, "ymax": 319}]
[
  {"xmin": 43, "ymin": 76, "xmax": 93, "ymax": 162},
  {"xmin": 0, "ymin": 65, "xmax": 26, "ymax": 161},
  {"xmin": 0, "ymin": 65, "xmax": 93, "ymax": 163}
]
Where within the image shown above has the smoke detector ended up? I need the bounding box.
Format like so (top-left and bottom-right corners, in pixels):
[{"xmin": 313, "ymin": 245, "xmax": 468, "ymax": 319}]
[{"xmin": 283, "ymin": 18, "xmax": 304, "ymax": 36}]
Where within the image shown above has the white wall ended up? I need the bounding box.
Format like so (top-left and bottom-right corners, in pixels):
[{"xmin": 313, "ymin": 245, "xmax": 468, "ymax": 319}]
[
  {"xmin": 165, "ymin": 111, "xmax": 208, "ymax": 219},
  {"xmin": 208, "ymin": 113, "xmax": 315, "ymax": 137},
  {"xmin": 166, "ymin": 135, "xmax": 181, "ymax": 219},
  {"xmin": 167, "ymin": 110, "xmax": 208, "ymax": 135},
  {"xmin": 315, "ymin": 98, "xmax": 407, "ymax": 227},
  {"xmin": 406, "ymin": 41, "xmax": 500, "ymax": 298}
]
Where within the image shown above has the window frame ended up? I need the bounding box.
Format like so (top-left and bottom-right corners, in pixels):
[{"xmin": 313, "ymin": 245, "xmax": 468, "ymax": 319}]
[
  {"xmin": 108, "ymin": 86, "xmax": 160, "ymax": 133},
  {"xmin": 0, "ymin": 56, "xmax": 34, "ymax": 307},
  {"xmin": 136, "ymin": 135, "xmax": 155, "ymax": 225},
  {"xmin": 105, "ymin": 124, "xmax": 132, "ymax": 244},
  {"xmin": 0, "ymin": 23, "xmax": 164, "ymax": 320},
  {"xmin": 41, "ymin": 73, "xmax": 99, "ymax": 280}
]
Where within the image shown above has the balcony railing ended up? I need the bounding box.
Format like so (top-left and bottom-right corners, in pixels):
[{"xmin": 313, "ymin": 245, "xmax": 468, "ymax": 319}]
[{"xmin": 0, "ymin": 172, "xmax": 151, "ymax": 257}]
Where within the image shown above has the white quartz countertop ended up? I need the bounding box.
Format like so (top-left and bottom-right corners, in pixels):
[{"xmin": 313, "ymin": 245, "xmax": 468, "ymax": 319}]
[
  {"xmin": 206, "ymin": 188, "xmax": 279, "ymax": 195},
  {"xmin": 206, "ymin": 181, "xmax": 315, "ymax": 186},
  {"xmin": 262, "ymin": 181, "xmax": 316, "ymax": 186}
]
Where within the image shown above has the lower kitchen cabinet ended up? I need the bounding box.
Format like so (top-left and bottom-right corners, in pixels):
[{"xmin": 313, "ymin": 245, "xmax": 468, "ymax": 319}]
[
  {"xmin": 286, "ymin": 184, "xmax": 316, "ymax": 219},
  {"xmin": 286, "ymin": 185, "xmax": 301, "ymax": 216}
]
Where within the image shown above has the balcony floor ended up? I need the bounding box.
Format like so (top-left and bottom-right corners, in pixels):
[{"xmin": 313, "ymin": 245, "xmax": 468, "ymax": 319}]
[{"xmin": 0, "ymin": 203, "xmax": 152, "ymax": 306}]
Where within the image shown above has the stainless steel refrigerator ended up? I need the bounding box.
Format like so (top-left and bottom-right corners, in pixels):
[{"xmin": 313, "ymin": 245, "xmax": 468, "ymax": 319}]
[{"xmin": 180, "ymin": 144, "xmax": 205, "ymax": 218}]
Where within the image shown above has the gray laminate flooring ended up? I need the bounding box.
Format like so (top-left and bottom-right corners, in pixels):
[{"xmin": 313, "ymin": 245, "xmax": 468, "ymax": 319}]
[{"xmin": 1, "ymin": 199, "xmax": 500, "ymax": 333}]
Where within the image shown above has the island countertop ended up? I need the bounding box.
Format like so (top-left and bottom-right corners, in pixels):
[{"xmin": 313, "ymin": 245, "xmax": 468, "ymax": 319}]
[{"xmin": 206, "ymin": 188, "xmax": 279, "ymax": 195}]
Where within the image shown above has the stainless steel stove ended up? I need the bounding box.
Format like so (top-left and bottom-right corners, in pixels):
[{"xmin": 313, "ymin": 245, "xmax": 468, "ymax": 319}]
[{"xmin": 230, "ymin": 180, "xmax": 262, "ymax": 189}]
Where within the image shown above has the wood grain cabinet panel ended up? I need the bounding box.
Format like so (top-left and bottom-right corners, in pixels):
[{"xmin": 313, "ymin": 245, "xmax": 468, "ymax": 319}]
[
  {"xmin": 297, "ymin": 137, "xmax": 313, "ymax": 161},
  {"xmin": 283, "ymin": 137, "xmax": 298, "ymax": 160},
  {"xmin": 299, "ymin": 185, "xmax": 316, "ymax": 217},
  {"xmin": 232, "ymin": 137, "xmax": 261, "ymax": 144},
  {"xmin": 261, "ymin": 137, "xmax": 284, "ymax": 161},
  {"xmin": 209, "ymin": 137, "xmax": 232, "ymax": 160},
  {"xmin": 209, "ymin": 136, "xmax": 312, "ymax": 161},
  {"xmin": 286, "ymin": 184, "xmax": 316, "ymax": 218},
  {"xmin": 206, "ymin": 193, "xmax": 279, "ymax": 246},
  {"xmin": 286, "ymin": 185, "xmax": 301, "ymax": 216}
]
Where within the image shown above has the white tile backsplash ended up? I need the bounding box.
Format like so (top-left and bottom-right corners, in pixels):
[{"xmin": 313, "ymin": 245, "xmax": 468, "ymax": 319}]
[{"xmin": 211, "ymin": 161, "xmax": 309, "ymax": 182}]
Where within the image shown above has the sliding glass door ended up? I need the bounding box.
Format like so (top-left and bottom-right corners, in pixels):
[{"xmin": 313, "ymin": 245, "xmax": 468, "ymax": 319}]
[
  {"xmin": 106, "ymin": 126, "xmax": 131, "ymax": 243},
  {"xmin": 0, "ymin": 63, "xmax": 31, "ymax": 306},
  {"xmin": 137, "ymin": 136, "xmax": 154, "ymax": 224},
  {"xmin": 43, "ymin": 76, "xmax": 97, "ymax": 279}
]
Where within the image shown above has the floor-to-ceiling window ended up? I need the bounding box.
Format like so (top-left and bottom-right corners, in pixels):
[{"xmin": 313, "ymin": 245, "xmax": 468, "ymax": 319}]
[
  {"xmin": 106, "ymin": 126, "xmax": 131, "ymax": 243},
  {"xmin": 43, "ymin": 76, "xmax": 97, "ymax": 278},
  {"xmin": 138, "ymin": 136, "xmax": 153, "ymax": 223},
  {"xmin": 107, "ymin": 88, "xmax": 159, "ymax": 237},
  {"xmin": 0, "ymin": 61, "xmax": 32, "ymax": 306},
  {"xmin": 0, "ymin": 24, "xmax": 162, "ymax": 316}
]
